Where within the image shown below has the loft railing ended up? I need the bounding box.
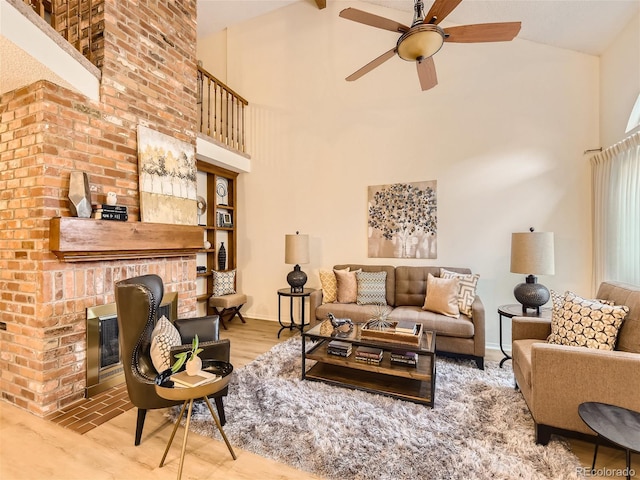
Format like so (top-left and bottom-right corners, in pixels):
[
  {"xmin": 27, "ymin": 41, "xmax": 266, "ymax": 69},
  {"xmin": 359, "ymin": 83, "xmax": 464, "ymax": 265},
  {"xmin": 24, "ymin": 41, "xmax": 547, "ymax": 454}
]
[
  {"xmin": 24, "ymin": 0, "xmax": 103, "ymax": 67},
  {"xmin": 198, "ymin": 66, "xmax": 248, "ymax": 154}
]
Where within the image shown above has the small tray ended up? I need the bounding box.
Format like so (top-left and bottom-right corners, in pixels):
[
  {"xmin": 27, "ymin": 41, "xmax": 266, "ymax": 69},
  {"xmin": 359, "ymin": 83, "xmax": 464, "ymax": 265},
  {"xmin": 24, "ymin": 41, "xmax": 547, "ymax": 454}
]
[{"xmin": 360, "ymin": 322, "xmax": 423, "ymax": 346}]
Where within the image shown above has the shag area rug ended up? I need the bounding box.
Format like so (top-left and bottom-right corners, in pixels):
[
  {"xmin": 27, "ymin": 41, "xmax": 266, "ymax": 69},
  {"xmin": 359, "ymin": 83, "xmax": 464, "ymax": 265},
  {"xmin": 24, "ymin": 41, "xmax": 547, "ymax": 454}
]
[{"xmin": 168, "ymin": 338, "xmax": 581, "ymax": 480}]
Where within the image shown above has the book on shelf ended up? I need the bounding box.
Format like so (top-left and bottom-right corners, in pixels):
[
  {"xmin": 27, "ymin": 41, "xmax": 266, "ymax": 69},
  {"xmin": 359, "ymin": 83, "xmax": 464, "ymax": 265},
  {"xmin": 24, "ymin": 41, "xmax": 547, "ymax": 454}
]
[
  {"xmin": 395, "ymin": 321, "xmax": 419, "ymax": 335},
  {"xmin": 170, "ymin": 369, "xmax": 221, "ymax": 388},
  {"xmin": 390, "ymin": 357, "xmax": 417, "ymax": 367},
  {"xmin": 100, "ymin": 204, "xmax": 128, "ymax": 213},
  {"xmin": 355, "ymin": 346, "xmax": 383, "ymax": 360},
  {"xmin": 327, "ymin": 348, "xmax": 351, "ymax": 357},
  {"xmin": 93, "ymin": 210, "xmax": 128, "ymax": 221},
  {"xmin": 390, "ymin": 350, "xmax": 418, "ymax": 362},
  {"xmin": 354, "ymin": 356, "xmax": 382, "ymax": 365},
  {"xmin": 327, "ymin": 339, "xmax": 352, "ymax": 357}
]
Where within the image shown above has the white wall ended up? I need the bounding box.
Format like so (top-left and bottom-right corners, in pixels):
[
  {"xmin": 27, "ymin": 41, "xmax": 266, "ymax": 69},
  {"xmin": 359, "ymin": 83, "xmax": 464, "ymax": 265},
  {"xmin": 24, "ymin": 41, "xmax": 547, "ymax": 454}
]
[
  {"xmin": 600, "ymin": 12, "xmax": 640, "ymax": 147},
  {"xmin": 203, "ymin": 1, "xmax": 599, "ymax": 351}
]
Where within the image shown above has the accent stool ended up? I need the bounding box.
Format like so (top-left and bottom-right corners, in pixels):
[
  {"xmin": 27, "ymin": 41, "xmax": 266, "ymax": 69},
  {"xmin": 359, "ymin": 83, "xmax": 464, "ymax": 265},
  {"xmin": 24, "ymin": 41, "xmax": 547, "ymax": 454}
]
[{"xmin": 209, "ymin": 293, "xmax": 247, "ymax": 330}]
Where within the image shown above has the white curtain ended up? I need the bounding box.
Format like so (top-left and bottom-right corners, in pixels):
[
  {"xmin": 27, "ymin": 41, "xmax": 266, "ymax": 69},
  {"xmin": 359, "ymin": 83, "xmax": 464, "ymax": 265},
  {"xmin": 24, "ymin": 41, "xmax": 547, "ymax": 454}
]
[{"xmin": 591, "ymin": 132, "xmax": 640, "ymax": 291}]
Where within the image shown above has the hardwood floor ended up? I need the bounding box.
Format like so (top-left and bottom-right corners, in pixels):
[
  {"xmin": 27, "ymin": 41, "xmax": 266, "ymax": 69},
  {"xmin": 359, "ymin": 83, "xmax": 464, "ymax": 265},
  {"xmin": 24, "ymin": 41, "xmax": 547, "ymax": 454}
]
[{"xmin": 0, "ymin": 319, "xmax": 636, "ymax": 479}]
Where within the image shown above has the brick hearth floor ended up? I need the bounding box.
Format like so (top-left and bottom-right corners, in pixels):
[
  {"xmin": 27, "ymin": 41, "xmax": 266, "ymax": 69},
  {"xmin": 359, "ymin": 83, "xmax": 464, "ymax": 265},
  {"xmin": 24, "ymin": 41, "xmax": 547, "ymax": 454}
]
[{"xmin": 45, "ymin": 383, "xmax": 133, "ymax": 434}]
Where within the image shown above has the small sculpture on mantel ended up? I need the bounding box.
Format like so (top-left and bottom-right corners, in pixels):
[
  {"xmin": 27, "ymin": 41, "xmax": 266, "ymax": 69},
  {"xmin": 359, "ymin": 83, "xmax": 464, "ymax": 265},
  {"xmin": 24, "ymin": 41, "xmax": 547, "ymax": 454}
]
[{"xmin": 68, "ymin": 171, "xmax": 92, "ymax": 218}]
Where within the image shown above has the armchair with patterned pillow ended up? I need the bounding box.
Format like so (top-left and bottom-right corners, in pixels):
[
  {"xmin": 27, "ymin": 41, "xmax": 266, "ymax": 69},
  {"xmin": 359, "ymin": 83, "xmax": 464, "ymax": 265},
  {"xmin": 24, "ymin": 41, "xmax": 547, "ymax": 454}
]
[
  {"xmin": 115, "ymin": 274, "xmax": 231, "ymax": 445},
  {"xmin": 511, "ymin": 281, "xmax": 640, "ymax": 444}
]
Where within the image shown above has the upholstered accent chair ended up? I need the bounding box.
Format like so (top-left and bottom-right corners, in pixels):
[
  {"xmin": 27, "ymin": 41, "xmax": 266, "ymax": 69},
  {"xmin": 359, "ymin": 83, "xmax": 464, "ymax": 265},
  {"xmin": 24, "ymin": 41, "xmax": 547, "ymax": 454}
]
[
  {"xmin": 512, "ymin": 281, "xmax": 640, "ymax": 444},
  {"xmin": 115, "ymin": 274, "xmax": 231, "ymax": 445}
]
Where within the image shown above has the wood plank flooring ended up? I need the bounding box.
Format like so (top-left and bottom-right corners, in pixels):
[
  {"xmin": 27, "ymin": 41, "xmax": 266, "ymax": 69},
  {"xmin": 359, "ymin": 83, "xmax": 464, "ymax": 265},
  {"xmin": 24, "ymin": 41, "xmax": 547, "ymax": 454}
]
[{"xmin": 1, "ymin": 318, "xmax": 636, "ymax": 479}]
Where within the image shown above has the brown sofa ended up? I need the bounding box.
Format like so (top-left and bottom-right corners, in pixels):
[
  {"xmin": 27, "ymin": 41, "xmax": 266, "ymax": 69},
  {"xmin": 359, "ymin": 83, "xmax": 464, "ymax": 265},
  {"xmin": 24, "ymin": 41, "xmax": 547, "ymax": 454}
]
[
  {"xmin": 512, "ymin": 281, "xmax": 640, "ymax": 444},
  {"xmin": 309, "ymin": 265, "xmax": 485, "ymax": 369}
]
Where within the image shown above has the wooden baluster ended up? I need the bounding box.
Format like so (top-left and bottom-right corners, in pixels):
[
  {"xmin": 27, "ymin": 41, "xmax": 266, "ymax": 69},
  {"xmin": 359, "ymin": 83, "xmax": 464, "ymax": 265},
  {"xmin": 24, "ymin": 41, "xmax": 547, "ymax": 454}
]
[{"xmin": 207, "ymin": 77, "xmax": 212, "ymax": 136}]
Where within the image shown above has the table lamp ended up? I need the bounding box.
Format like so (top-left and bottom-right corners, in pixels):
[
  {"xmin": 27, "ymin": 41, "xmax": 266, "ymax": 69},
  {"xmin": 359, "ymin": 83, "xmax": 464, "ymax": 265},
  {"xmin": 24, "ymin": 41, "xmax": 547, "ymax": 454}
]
[
  {"xmin": 510, "ymin": 228, "xmax": 555, "ymax": 314},
  {"xmin": 285, "ymin": 232, "xmax": 309, "ymax": 293}
]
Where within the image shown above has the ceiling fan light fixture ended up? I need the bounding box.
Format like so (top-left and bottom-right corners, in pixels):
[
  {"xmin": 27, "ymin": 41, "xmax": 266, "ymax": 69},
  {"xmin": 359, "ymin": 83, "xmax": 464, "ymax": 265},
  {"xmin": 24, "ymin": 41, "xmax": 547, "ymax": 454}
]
[{"xmin": 396, "ymin": 24, "xmax": 445, "ymax": 62}]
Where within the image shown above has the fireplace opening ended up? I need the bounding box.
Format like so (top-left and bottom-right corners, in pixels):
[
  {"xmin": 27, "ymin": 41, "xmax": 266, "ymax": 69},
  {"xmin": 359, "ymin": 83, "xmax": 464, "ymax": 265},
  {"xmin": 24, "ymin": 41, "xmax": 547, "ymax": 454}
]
[{"xmin": 86, "ymin": 291, "xmax": 178, "ymax": 397}]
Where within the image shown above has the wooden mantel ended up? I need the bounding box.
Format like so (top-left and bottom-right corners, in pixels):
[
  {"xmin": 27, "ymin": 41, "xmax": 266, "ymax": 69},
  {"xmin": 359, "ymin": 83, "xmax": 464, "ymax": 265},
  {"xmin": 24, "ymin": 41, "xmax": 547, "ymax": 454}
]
[{"xmin": 49, "ymin": 217, "xmax": 204, "ymax": 262}]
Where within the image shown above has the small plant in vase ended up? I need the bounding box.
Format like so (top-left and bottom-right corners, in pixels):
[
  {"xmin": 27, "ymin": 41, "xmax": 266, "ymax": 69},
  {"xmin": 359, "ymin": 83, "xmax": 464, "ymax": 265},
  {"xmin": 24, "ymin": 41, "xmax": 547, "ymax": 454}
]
[
  {"xmin": 365, "ymin": 304, "xmax": 393, "ymax": 331},
  {"xmin": 171, "ymin": 334, "xmax": 204, "ymax": 376}
]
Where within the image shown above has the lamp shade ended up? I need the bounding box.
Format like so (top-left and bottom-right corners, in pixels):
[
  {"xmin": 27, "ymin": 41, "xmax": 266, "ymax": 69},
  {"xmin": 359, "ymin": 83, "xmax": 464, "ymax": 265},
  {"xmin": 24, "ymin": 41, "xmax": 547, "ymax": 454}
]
[
  {"xmin": 285, "ymin": 233, "xmax": 309, "ymax": 265},
  {"xmin": 510, "ymin": 231, "xmax": 555, "ymax": 275}
]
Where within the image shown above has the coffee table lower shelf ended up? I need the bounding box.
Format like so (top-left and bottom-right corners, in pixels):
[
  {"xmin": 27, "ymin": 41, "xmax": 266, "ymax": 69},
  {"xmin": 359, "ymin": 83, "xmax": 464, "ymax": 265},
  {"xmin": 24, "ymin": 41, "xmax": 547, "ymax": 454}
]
[{"xmin": 304, "ymin": 362, "xmax": 434, "ymax": 406}]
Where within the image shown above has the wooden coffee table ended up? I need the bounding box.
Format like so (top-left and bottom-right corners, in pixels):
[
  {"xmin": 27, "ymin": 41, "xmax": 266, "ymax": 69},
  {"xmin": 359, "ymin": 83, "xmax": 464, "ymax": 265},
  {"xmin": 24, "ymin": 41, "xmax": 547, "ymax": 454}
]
[{"xmin": 302, "ymin": 321, "xmax": 436, "ymax": 406}]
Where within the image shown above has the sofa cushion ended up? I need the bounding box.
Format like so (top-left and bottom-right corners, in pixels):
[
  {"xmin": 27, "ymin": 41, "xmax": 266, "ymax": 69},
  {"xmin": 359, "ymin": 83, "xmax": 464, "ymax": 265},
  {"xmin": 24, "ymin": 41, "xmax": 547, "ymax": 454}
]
[
  {"xmin": 548, "ymin": 290, "xmax": 628, "ymax": 350},
  {"xmin": 335, "ymin": 268, "xmax": 360, "ymax": 303},
  {"xmin": 440, "ymin": 268, "xmax": 479, "ymax": 318},
  {"xmin": 316, "ymin": 302, "xmax": 382, "ymax": 324},
  {"xmin": 319, "ymin": 268, "xmax": 348, "ymax": 304},
  {"xmin": 334, "ymin": 265, "xmax": 396, "ymax": 306},
  {"xmin": 395, "ymin": 266, "xmax": 472, "ymax": 307},
  {"xmin": 596, "ymin": 281, "xmax": 640, "ymax": 353},
  {"xmin": 356, "ymin": 271, "xmax": 387, "ymax": 305},
  {"xmin": 423, "ymin": 274, "xmax": 460, "ymax": 318},
  {"xmin": 389, "ymin": 306, "xmax": 474, "ymax": 338}
]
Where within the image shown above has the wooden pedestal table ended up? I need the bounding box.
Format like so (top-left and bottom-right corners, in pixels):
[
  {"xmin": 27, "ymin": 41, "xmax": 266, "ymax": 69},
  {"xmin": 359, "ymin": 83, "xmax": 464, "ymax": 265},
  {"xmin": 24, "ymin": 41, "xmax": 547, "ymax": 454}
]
[{"xmin": 155, "ymin": 373, "xmax": 237, "ymax": 480}]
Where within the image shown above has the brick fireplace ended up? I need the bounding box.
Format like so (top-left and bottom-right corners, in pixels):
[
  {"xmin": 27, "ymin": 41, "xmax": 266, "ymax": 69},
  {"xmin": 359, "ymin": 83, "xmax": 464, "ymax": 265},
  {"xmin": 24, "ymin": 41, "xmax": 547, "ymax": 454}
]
[{"xmin": 0, "ymin": 0, "xmax": 201, "ymax": 416}]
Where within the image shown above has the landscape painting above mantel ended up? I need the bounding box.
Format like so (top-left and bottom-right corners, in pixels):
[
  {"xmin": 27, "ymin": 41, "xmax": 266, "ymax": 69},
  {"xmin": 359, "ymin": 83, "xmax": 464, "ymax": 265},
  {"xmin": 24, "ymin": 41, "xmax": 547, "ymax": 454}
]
[
  {"xmin": 137, "ymin": 125, "xmax": 197, "ymax": 225},
  {"xmin": 368, "ymin": 180, "xmax": 437, "ymax": 259}
]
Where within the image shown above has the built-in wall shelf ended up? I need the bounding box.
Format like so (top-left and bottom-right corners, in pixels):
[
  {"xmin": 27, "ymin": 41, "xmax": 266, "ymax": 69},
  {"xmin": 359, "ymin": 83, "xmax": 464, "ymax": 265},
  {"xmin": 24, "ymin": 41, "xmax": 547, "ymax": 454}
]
[{"xmin": 49, "ymin": 217, "xmax": 204, "ymax": 262}]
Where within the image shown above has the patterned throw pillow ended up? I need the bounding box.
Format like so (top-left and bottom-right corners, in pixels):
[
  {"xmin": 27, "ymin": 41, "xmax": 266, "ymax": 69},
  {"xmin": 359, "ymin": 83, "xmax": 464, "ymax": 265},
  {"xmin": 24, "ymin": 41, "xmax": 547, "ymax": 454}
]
[
  {"xmin": 423, "ymin": 273, "xmax": 460, "ymax": 318},
  {"xmin": 150, "ymin": 315, "xmax": 182, "ymax": 372},
  {"xmin": 213, "ymin": 269, "xmax": 236, "ymax": 296},
  {"xmin": 440, "ymin": 268, "xmax": 479, "ymax": 318},
  {"xmin": 334, "ymin": 268, "xmax": 361, "ymax": 304},
  {"xmin": 319, "ymin": 268, "xmax": 348, "ymax": 304},
  {"xmin": 547, "ymin": 290, "xmax": 629, "ymax": 350},
  {"xmin": 356, "ymin": 271, "xmax": 387, "ymax": 305}
]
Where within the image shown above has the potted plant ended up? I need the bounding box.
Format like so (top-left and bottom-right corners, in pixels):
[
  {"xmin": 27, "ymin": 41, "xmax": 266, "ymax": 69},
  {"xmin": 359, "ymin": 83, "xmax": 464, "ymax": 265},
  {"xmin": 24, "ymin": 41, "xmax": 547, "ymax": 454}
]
[{"xmin": 171, "ymin": 334, "xmax": 204, "ymax": 376}]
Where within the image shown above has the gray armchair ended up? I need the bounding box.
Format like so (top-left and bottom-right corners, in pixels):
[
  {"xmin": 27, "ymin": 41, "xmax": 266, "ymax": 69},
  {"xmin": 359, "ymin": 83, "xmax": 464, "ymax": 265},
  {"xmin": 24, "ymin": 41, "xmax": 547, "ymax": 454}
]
[{"xmin": 115, "ymin": 274, "xmax": 231, "ymax": 445}]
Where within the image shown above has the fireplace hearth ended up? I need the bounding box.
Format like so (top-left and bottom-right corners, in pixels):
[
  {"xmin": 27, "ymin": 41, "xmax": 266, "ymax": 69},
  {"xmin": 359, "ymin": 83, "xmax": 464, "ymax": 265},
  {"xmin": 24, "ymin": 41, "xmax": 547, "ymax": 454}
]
[{"xmin": 85, "ymin": 292, "xmax": 178, "ymax": 397}]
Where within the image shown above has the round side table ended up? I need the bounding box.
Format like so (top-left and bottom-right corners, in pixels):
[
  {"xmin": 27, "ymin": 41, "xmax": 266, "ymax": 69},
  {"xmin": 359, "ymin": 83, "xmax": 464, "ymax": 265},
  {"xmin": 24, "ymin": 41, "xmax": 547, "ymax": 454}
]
[
  {"xmin": 155, "ymin": 361, "xmax": 236, "ymax": 480},
  {"xmin": 498, "ymin": 304, "xmax": 551, "ymax": 368},
  {"xmin": 578, "ymin": 402, "xmax": 640, "ymax": 480},
  {"xmin": 277, "ymin": 288, "xmax": 315, "ymax": 338}
]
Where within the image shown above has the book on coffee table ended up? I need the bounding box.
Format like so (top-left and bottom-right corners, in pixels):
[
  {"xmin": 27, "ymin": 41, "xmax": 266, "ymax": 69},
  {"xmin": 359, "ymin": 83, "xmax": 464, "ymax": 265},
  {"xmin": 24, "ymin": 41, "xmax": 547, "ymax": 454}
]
[{"xmin": 171, "ymin": 370, "xmax": 220, "ymax": 388}]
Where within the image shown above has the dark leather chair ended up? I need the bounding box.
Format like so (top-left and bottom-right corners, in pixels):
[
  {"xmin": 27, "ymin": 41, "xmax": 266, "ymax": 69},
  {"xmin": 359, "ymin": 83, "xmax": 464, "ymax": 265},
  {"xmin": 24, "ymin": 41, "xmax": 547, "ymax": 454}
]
[{"xmin": 115, "ymin": 274, "xmax": 231, "ymax": 445}]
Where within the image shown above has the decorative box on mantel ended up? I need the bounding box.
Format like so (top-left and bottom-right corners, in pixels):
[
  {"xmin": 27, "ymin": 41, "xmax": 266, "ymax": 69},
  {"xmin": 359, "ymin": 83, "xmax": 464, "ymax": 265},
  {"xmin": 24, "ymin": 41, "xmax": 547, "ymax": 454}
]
[{"xmin": 49, "ymin": 217, "xmax": 204, "ymax": 262}]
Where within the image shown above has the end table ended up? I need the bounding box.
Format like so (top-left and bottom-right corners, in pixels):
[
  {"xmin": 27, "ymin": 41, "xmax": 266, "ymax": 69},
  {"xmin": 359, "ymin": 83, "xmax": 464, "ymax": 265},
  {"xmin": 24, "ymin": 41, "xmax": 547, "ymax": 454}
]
[
  {"xmin": 277, "ymin": 288, "xmax": 314, "ymax": 338},
  {"xmin": 155, "ymin": 362, "xmax": 236, "ymax": 480},
  {"xmin": 498, "ymin": 304, "xmax": 551, "ymax": 368}
]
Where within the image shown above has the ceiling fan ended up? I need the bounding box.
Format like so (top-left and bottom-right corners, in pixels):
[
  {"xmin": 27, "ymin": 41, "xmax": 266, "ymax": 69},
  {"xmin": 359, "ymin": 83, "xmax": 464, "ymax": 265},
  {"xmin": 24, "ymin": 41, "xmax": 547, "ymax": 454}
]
[{"xmin": 340, "ymin": 0, "xmax": 521, "ymax": 91}]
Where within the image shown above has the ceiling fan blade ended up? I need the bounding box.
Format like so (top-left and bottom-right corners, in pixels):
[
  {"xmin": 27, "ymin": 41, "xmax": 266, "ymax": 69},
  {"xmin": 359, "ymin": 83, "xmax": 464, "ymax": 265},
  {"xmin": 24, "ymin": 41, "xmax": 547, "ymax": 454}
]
[
  {"xmin": 339, "ymin": 8, "xmax": 410, "ymax": 33},
  {"xmin": 416, "ymin": 57, "xmax": 438, "ymax": 91},
  {"xmin": 444, "ymin": 22, "xmax": 522, "ymax": 43},
  {"xmin": 424, "ymin": 0, "xmax": 463, "ymax": 25},
  {"xmin": 346, "ymin": 48, "xmax": 397, "ymax": 82}
]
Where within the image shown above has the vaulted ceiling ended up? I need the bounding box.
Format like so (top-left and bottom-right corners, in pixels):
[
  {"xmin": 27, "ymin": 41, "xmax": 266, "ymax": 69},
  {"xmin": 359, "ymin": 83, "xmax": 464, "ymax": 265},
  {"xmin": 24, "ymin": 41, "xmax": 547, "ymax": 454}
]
[{"xmin": 197, "ymin": 0, "xmax": 640, "ymax": 56}]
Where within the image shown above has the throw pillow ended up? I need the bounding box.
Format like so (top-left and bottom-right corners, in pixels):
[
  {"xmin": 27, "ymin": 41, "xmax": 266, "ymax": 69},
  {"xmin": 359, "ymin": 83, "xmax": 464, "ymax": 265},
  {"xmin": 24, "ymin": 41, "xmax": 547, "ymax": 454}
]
[
  {"xmin": 356, "ymin": 271, "xmax": 387, "ymax": 305},
  {"xmin": 547, "ymin": 290, "xmax": 629, "ymax": 350},
  {"xmin": 423, "ymin": 274, "xmax": 460, "ymax": 318},
  {"xmin": 319, "ymin": 268, "xmax": 349, "ymax": 304},
  {"xmin": 335, "ymin": 268, "xmax": 361, "ymax": 304},
  {"xmin": 440, "ymin": 268, "xmax": 480, "ymax": 318},
  {"xmin": 213, "ymin": 269, "xmax": 236, "ymax": 296},
  {"xmin": 150, "ymin": 315, "xmax": 182, "ymax": 372}
]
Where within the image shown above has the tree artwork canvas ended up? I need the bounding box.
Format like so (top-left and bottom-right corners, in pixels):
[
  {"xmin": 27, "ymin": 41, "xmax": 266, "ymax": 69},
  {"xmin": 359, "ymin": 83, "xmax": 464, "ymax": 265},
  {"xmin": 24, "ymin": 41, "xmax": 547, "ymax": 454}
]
[
  {"xmin": 137, "ymin": 125, "xmax": 197, "ymax": 225},
  {"xmin": 368, "ymin": 181, "xmax": 437, "ymax": 259}
]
